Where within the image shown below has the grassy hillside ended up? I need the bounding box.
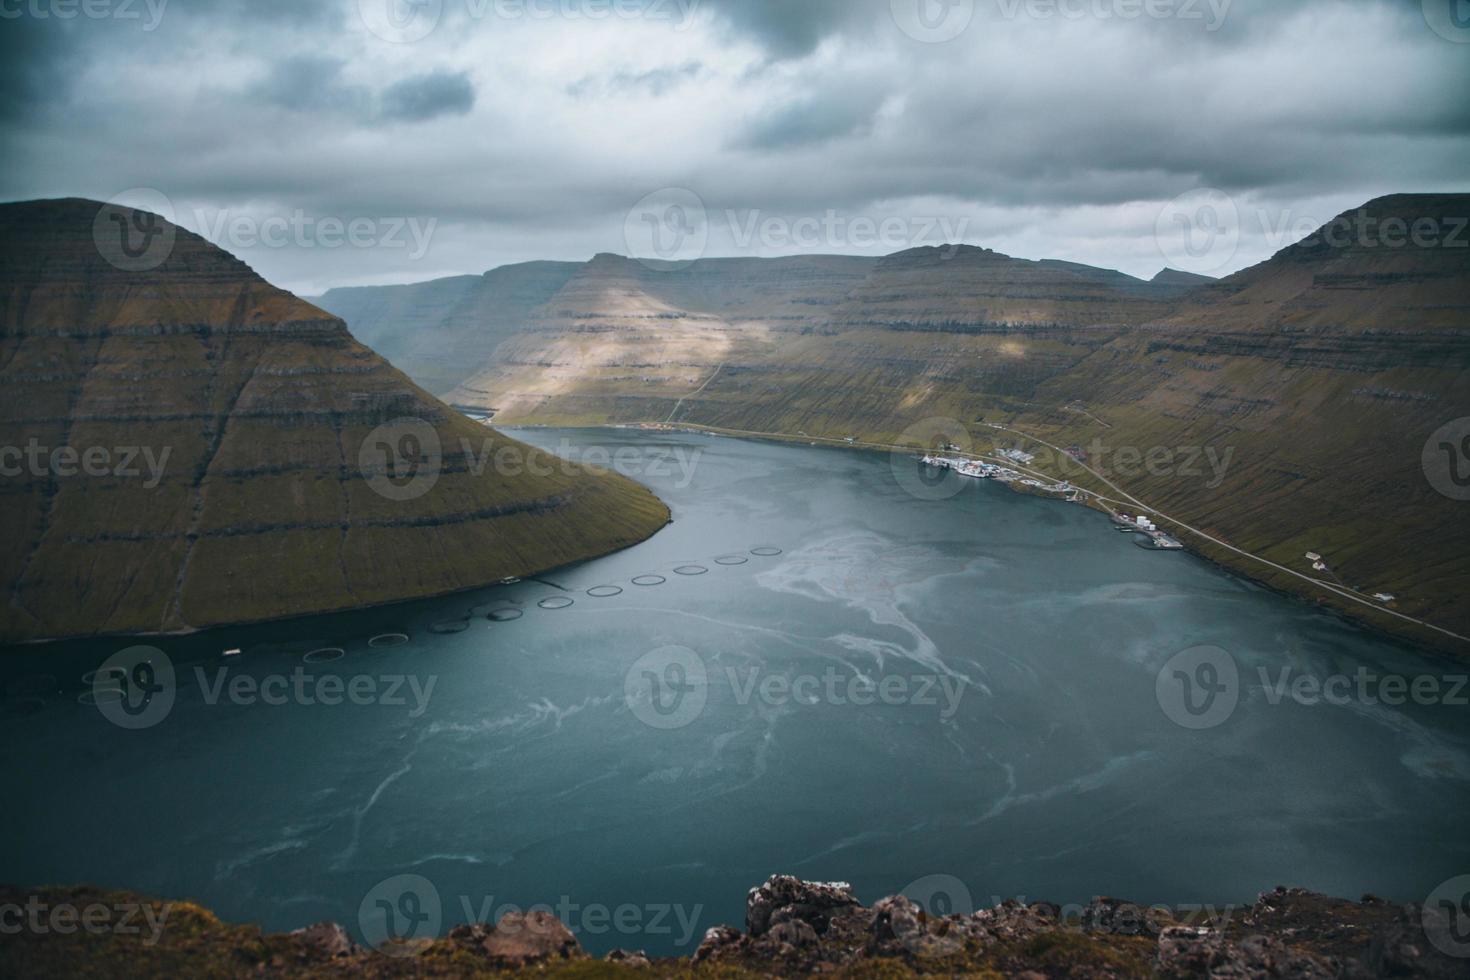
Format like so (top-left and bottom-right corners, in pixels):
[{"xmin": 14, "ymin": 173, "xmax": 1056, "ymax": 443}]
[
  {"xmin": 398, "ymin": 195, "xmax": 1470, "ymax": 653},
  {"xmin": 0, "ymin": 199, "xmax": 669, "ymax": 644}
]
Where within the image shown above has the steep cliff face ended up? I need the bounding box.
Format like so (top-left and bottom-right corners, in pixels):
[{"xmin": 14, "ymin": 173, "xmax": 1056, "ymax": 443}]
[
  {"xmin": 0, "ymin": 199, "xmax": 668, "ymax": 643},
  {"xmin": 448, "ymin": 252, "xmax": 878, "ymax": 422},
  {"xmin": 306, "ymin": 195, "xmax": 1469, "ymax": 648},
  {"xmin": 1016, "ymin": 195, "xmax": 1470, "ymax": 641},
  {"xmin": 824, "ymin": 245, "xmax": 1179, "ymax": 331},
  {"xmin": 312, "ymin": 261, "xmax": 581, "ymax": 398}
]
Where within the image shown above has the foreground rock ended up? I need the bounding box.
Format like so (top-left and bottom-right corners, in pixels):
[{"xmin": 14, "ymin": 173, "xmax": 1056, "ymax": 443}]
[{"xmin": 2, "ymin": 878, "xmax": 1465, "ymax": 978}]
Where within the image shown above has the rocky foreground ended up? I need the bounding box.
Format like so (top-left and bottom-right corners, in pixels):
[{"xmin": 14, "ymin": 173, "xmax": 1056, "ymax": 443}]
[{"xmin": 2, "ymin": 876, "xmax": 1463, "ymax": 978}]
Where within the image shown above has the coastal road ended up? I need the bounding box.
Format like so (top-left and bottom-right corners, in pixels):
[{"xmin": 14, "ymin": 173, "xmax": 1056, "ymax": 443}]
[
  {"xmin": 660, "ymin": 419, "xmax": 1470, "ymax": 648},
  {"xmin": 979, "ymin": 423, "xmax": 1470, "ymax": 647}
]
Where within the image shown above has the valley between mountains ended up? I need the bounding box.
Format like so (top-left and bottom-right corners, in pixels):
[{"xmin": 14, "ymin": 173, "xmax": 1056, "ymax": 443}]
[{"xmin": 314, "ymin": 194, "xmax": 1470, "ymax": 654}]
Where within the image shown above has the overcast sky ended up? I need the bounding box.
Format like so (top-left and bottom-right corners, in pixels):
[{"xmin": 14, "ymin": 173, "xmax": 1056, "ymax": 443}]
[{"xmin": 2, "ymin": 0, "xmax": 1467, "ymax": 294}]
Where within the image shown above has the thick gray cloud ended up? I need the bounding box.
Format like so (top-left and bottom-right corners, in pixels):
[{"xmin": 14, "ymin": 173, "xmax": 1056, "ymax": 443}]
[
  {"xmin": 251, "ymin": 55, "xmax": 370, "ymax": 115},
  {"xmin": 0, "ymin": 0, "xmax": 1466, "ymax": 294},
  {"xmin": 379, "ymin": 70, "xmax": 477, "ymax": 122}
]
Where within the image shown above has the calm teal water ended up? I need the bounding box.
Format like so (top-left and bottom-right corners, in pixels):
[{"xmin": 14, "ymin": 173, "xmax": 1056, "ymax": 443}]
[{"xmin": 3, "ymin": 429, "xmax": 1467, "ymax": 956}]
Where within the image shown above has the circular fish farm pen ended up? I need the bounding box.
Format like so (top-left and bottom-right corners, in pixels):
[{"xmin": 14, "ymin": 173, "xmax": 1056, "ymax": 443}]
[
  {"xmin": 750, "ymin": 547, "xmax": 783, "ymax": 557},
  {"xmin": 368, "ymin": 633, "xmax": 411, "ymax": 649},
  {"xmin": 587, "ymin": 586, "xmax": 623, "ymax": 598},
  {"xmin": 489, "ymin": 606, "xmax": 528, "ymax": 621},
  {"xmin": 303, "ymin": 647, "xmax": 347, "ymax": 664},
  {"xmin": 536, "ymin": 597, "xmax": 575, "ymax": 611},
  {"xmin": 631, "ymin": 575, "xmax": 666, "ymax": 587},
  {"xmin": 674, "ymin": 565, "xmax": 709, "ymax": 576},
  {"xmin": 715, "ymin": 555, "xmax": 749, "ymax": 566},
  {"xmin": 429, "ymin": 620, "xmax": 472, "ymax": 635}
]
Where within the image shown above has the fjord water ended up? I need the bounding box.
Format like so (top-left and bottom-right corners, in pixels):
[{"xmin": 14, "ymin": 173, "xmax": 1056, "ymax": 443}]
[{"xmin": 3, "ymin": 429, "xmax": 1467, "ymax": 956}]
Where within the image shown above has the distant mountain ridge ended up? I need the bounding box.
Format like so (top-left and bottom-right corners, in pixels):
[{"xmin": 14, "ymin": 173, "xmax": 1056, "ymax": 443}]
[
  {"xmin": 313, "ymin": 250, "xmax": 1201, "ymax": 400},
  {"xmin": 0, "ymin": 199, "xmax": 668, "ymax": 643},
  {"xmin": 316, "ymin": 193, "xmax": 1470, "ymax": 650}
]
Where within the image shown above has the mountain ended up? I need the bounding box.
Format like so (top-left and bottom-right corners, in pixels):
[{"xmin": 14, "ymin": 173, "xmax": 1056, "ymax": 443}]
[
  {"xmin": 451, "ymin": 246, "xmax": 1186, "ymax": 437},
  {"xmin": 328, "ymin": 194, "xmax": 1468, "ymax": 650},
  {"xmin": 0, "ymin": 199, "xmax": 668, "ymax": 644},
  {"xmin": 452, "ymin": 252, "xmax": 878, "ymax": 422},
  {"xmin": 1015, "ymin": 194, "xmax": 1470, "ymax": 640},
  {"xmin": 311, "ymin": 260, "xmax": 582, "ymax": 399},
  {"xmin": 1149, "ymin": 267, "xmax": 1215, "ymax": 294}
]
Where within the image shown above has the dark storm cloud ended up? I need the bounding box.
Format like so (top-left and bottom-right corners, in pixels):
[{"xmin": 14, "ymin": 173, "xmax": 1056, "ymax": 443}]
[
  {"xmin": 0, "ymin": 17, "xmax": 72, "ymax": 121},
  {"xmin": 699, "ymin": 0, "xmax": 879, "ymax": 58},
  {"xmin": 251, "ymin": 55, "xmax": 370, "ymax": 115},
  {"xmin": 735, "ymin": 87, "xmax": 887, "ymax": 150},
  {"xmin": 378, "ymin": 70, "xmax": 477, "ymax": 122},
  {"xmin": 0, "ymin": 0, "xmax": 1466, "ymax": 292}
]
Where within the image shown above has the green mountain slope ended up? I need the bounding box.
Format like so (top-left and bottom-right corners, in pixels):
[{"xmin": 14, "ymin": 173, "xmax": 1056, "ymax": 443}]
[
  {"xmin": 367, "ymin": 195, "xmax": 1467, "ymax": 651},
  {"xmin": 0, "ymin": 199, "xmax": 669, "ymax": 644}
]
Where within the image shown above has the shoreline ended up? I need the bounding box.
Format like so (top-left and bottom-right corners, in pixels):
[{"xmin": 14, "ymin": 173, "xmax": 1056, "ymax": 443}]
[
  {"xmin": 0, "ymin": 508, "xmax": 673, "ymax": 654},
  {"xmin": 507, "ymin": 419, "xmax": 1469, "ymax": 661}
]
